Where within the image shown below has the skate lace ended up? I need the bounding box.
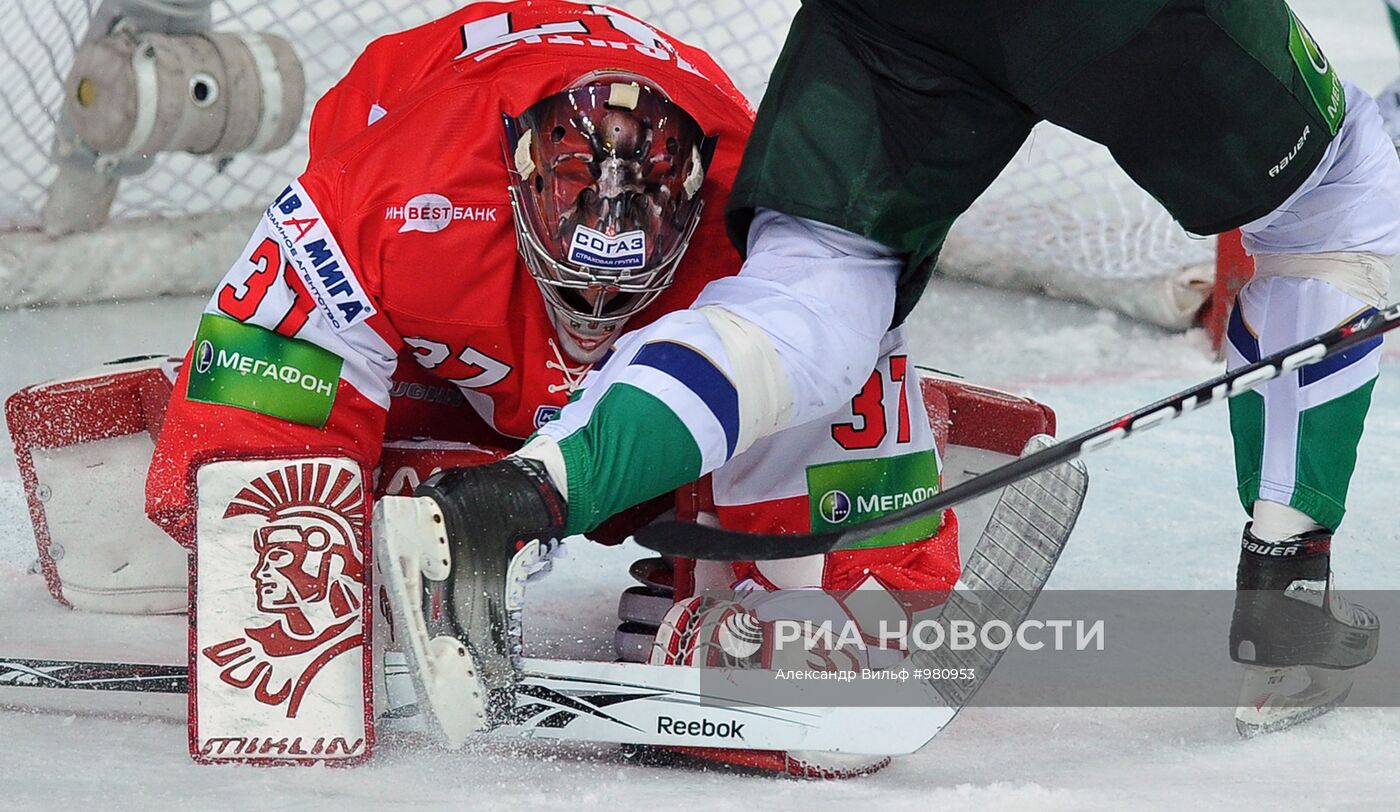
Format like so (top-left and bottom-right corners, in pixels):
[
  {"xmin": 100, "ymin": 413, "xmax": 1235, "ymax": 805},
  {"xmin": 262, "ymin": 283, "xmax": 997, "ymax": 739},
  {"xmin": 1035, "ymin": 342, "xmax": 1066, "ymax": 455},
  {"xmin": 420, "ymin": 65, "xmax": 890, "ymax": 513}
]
[{"xmin": 545, "ymin": 339, "xmax": 591, "ymax": 395}]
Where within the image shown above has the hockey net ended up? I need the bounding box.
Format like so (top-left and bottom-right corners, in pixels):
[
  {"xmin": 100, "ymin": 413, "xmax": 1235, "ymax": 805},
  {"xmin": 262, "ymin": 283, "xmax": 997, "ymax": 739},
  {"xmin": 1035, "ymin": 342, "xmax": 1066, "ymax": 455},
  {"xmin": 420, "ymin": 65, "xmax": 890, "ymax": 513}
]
[{"xmin": 0, "ymin": 0, "xmax": 1223, "ymax": 331}]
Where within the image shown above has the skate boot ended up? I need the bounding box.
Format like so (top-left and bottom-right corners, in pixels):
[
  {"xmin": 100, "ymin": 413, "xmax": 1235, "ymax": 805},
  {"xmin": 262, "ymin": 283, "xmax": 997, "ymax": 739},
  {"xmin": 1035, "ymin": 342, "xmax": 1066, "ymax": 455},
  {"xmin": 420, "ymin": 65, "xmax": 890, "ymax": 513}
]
[
  {"xmin": 1230, "ymin": 524, "xmax": 1379, "ymax": 738},
  {"xmin": 374, "ymin": 457, "xmax": 565, "ymax": 748}
]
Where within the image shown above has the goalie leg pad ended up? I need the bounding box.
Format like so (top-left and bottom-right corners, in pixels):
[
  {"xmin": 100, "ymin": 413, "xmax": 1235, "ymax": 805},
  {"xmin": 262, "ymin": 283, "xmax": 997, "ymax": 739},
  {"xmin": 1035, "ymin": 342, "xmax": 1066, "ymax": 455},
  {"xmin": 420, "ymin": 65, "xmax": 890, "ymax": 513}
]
[
  {"xmin": 191, "ymin": 455, "xmax": 374, "ymax": 765},
  {"xmin": 649, "ymin": 595, "xmax": 889, "ymax": 779},
  {"xmin": 5, "ymin": 356, "xmax": 186, "ymax": 614}
]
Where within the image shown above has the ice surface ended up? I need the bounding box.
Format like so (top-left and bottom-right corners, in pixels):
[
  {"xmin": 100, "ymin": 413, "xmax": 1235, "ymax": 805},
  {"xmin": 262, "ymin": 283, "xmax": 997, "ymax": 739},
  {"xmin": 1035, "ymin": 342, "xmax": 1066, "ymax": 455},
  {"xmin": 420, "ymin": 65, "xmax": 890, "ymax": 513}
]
[
  {"xmin": 2, "ymin": 0, "xmax": 1400, "ymax": 806},
  {"xmin": 5, "ymin": 281, "xmax": 1399, "ymax": 809}
]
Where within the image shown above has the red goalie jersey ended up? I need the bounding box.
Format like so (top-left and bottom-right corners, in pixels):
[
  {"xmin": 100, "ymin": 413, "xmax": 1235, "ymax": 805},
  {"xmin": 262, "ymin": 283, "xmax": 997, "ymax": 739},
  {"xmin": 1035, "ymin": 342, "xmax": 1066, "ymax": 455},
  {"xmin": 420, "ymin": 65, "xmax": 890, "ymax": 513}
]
[{"xmin": 145, "ymin": 1, "xmax": 754, "ymax": 544}]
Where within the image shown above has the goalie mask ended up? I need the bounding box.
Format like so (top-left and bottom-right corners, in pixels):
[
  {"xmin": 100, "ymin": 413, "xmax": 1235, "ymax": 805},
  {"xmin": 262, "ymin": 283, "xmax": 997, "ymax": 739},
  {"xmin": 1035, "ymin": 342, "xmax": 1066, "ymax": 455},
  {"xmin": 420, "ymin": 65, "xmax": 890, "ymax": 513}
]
[{"xmin": 505, "ymin": 73, "xmax": 714, "ymax": 363}]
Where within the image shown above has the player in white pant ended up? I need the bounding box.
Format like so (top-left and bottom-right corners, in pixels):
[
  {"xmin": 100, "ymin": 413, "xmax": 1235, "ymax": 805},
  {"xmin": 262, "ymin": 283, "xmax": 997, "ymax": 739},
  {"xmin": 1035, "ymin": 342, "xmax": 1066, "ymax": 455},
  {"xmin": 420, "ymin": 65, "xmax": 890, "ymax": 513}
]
[
  {"xmin": 520, "ymin": 82, "xmax": 1400, "ymax": 734},
  {"xmin": 528, "ymin": 85, "xmax": 1399, "ymax": 540},
  {"xmin": 1230, "ymin": 86, "xmax": 1400, "ymax": 538}
]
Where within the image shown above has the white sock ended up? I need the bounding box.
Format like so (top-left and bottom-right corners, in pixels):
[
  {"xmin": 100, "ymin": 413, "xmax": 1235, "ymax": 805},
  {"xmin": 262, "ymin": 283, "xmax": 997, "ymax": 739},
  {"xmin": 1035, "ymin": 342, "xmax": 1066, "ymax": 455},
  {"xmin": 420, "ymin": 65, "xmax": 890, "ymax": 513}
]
[
  {"xmin": 1251, "ymin": 500, "xmax": 1323, "ymax": 541},
  {"xmin": 513, "ymin": 435, "xmax": 569, "ymax": 502}
]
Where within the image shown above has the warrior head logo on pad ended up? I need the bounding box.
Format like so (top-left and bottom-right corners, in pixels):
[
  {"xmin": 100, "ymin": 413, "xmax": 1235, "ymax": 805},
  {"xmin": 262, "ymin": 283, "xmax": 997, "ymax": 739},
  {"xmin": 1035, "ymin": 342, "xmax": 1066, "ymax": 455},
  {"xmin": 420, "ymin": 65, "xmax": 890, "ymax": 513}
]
[{"xmin": 202, "ymin": 461, "xmax": 366, "ymax": 718}]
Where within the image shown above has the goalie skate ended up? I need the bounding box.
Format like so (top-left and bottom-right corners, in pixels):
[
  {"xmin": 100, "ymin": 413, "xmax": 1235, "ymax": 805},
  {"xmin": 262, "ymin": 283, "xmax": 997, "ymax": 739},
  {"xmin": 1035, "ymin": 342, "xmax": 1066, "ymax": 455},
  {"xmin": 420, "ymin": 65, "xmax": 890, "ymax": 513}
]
[
  {"xmin": 373, "ymin": 458, "xmax": 565, "ymax": 748},
  {"xmin": 373, "ymin": 495, "xmax": 488, "ymax": 748}
]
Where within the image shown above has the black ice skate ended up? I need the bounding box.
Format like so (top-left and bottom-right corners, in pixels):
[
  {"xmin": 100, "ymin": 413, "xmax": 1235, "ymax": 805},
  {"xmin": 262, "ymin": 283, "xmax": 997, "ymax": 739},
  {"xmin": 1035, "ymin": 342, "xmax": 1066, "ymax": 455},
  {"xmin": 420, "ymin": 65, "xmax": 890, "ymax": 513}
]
[
  {"xmin": 1230, "ymin": 524, "xmax": 1379, "ymax": 738},
  {"xmin": 373, "ymin": 457, "xmax": 565, "ymax": 748}
]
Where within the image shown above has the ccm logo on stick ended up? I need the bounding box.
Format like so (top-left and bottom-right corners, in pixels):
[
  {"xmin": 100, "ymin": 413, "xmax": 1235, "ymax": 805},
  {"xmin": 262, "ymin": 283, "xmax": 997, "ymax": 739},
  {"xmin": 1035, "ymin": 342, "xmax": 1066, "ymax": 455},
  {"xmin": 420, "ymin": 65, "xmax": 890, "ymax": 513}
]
[{"xmin": 657, "ymin": 717, "xmax": 746, "ymax": 739}]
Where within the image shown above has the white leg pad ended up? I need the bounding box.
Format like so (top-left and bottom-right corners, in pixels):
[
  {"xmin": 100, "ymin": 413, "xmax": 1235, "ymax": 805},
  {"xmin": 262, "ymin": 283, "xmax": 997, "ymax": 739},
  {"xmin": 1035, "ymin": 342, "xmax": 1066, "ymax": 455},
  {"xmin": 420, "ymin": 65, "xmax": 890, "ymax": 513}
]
[
  {"xmin": 191, "ymin": 456, "xmax": 373, "ymax": 764},
  {"xmin": 30, "ymin": 433, "xmax": 187, "ymax": 614},
  {"xmin": 6, "ymin": 356, "xmax": 186, "ymax": 615}
]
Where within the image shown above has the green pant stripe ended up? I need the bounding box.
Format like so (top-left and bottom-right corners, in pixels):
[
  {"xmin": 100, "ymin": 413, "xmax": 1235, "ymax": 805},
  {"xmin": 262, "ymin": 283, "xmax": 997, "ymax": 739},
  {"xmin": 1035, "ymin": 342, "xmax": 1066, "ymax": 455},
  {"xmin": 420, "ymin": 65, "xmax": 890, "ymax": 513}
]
[
  {"xmin": 1290, "ymin": 379, "xmax": 1376, "ymax": 531},
  {"xmin": 1231, "ymin": 380, "xmax": 1375, "ymax": 532},
  {"xmin": 555, "ymin": 383, "xmax": 703, "ymax": 536},
  {"xmin": 1229, "ymin": 389, "xmax": 1267, "ymax": 519}
]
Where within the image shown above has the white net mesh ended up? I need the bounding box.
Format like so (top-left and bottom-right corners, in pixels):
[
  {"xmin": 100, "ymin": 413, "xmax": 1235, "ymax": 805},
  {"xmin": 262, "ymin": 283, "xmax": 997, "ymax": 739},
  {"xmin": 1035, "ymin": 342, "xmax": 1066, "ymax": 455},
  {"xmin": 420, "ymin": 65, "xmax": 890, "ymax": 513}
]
[
  {"xmin": 0, "ymin": 0, "xmax": 1212, "ymax": 323},
  {"xmin": 0, "ymin": 0, "xmax": 468, "ymax": 227}
]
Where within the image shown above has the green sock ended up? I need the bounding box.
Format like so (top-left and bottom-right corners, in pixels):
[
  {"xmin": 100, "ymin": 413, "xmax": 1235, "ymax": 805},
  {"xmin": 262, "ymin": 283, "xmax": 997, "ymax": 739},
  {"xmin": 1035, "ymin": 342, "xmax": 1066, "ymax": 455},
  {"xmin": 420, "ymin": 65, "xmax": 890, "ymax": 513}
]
[
  {"xmin": 1230, "ymin": 379, "xmax": 1375, "ymax": 532},
  {"xmin": 549, "ymin": 383, "xmax": 703, "ymax": 535}
]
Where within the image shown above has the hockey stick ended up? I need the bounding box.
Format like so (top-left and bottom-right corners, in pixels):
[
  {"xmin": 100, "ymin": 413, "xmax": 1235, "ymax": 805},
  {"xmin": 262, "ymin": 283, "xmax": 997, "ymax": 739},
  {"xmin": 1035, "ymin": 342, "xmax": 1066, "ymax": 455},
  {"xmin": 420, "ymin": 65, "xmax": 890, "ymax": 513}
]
[
  {"xmin": 9, "ymin": 438, "xmax": 1085, "ymax": 759},
  {"xmin": 635, "ymin": 302, "xmax": 1400, "ymax": 560},
  {"xmin": 499, "ymin": 436, "xmax": 1088, "ymax": 753},
  {"xmin": 369, "ymin": 435, "xmax": 1087, "ymax": 756},
  {"xmin": 0, "ymin": 646, "xmax": 949, "ymax": 755},
  {"xmin": 0, "ymin": 658, "xmax": 186, "ymax": 693},
  {"xmin": 0, "ymin": 654, "xmax": 952, "ymax": 755}
]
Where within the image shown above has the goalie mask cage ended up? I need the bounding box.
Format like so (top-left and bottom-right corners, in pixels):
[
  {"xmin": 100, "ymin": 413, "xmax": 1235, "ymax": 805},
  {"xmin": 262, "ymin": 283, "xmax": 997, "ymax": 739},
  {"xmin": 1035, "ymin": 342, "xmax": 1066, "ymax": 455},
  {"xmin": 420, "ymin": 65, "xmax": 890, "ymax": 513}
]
[{"xmin": 0, "ymin": 0, "xmax": 1240, "ymax": 336}]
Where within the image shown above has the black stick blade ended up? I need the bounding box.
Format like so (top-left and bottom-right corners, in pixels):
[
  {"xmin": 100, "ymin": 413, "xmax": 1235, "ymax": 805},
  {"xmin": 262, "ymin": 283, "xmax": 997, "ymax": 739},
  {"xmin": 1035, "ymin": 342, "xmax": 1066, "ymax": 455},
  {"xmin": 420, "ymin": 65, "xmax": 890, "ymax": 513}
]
[{"xmin": 633, "ymin": 520, "xmax": 845, "ymax": 559}]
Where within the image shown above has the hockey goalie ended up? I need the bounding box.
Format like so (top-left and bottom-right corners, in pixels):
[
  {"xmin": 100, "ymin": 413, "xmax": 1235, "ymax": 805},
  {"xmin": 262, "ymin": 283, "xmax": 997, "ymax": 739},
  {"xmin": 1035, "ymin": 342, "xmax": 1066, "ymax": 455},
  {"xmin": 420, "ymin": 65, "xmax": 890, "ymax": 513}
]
[{"xmin": 6, "ymin": 1, "xmax": 1072, "ymax": 777}]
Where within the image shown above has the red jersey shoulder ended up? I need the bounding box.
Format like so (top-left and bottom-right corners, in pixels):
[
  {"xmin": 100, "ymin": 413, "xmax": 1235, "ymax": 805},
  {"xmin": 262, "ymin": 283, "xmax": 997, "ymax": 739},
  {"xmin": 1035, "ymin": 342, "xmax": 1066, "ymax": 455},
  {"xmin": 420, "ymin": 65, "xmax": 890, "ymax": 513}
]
[
  {"xmin": 308, "ymin": 2, "xmax": 483, "ymax": 156},
  {"xmin": 300, "ymin": 0, "xmax": 754, "ymax": 319},
  {"xmin": 310, "ymin": 1, "xmax": 753, "ymax": 158},
  {"xmin": 291, "ymin": 1, "xmax": 755, "ymax": 435}
]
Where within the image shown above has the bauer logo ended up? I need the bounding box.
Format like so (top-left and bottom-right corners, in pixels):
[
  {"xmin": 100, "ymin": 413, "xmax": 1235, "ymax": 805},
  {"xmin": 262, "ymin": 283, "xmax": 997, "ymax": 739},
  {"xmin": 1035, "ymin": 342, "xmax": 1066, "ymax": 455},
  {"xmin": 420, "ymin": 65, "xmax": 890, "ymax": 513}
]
[
  {"xmin": 567, "ymin": 225, "xmax": 646, "ymax": 271},
  {"xmin": 195, "ymin": 339, "xmax": 215, "ymax": 374},
  {"xmin": 819, "ymin": 489, "xmax": 852, "ymax": 524}
]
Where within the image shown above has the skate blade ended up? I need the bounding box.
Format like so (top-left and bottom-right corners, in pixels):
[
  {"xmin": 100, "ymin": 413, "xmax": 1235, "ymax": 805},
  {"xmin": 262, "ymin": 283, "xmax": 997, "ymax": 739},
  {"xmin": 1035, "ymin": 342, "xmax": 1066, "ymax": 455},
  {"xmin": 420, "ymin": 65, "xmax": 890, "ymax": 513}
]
[
  {"xmin": 373, "ymin": 497, "xmax": 487, "ymax": 749},
  {"xmin": 1234, "ymin": 665, "xmax": 1355, "ymax": 739},
  {"xmin": 374, "ymin": 651, "xmax": 426, "ymax": 729}
]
